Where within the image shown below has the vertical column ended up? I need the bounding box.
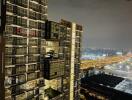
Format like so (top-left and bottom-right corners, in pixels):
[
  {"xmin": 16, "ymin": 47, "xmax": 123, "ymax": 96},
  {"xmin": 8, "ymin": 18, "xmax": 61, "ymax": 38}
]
[
  {"xmin": 25, "ymin": 0, "xmax": 30, "ymax": 98},
  {"xmin": 0, "ymin": 0, "xmax": 6, "ymax": 99},
  {"xmin": 0, "ymin": 36, "xmax": 5, "ymax": 100},
  {"xmin": 69, "ymin": 23, "xmax": 76, "ymax": 100}
]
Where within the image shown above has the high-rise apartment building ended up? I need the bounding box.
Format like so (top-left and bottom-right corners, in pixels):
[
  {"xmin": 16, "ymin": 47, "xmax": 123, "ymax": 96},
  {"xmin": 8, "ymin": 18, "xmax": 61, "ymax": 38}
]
[
  {"xmin": 60, "ymin": 19, "xmax": 82, "ymax": 100},
  {"xmin": 42, "ymin": 20, "xmax": 65, "ymax": 100},
  {"xmin": 41, "ymin": 20, "xmax": 83, "ymax": 100},
  {"xmin": 0, "ymin": 0, "xmax": 48, "ymax": 99},
  {"xmin": 0, "ymin": 0, "xmax": 83, "ymax": 100}
]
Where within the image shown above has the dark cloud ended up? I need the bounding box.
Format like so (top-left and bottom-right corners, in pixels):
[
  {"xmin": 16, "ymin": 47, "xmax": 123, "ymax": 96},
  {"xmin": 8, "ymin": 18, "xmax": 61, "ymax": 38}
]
[{"xmin": 48, "ymin": 0, "xmax": 132, "ymax": 49}]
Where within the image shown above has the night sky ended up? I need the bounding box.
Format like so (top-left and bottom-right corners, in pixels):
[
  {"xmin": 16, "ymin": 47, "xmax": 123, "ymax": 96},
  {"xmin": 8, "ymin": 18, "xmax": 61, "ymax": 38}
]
[{"xmin": 48, "ymin": 0, "xmax": 132, "ymax": 49}]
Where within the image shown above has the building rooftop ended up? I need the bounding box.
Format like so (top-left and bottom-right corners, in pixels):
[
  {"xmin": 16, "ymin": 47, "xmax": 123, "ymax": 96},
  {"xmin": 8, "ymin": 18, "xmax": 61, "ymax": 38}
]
[
  {"xmin": 81, "ymin": 73, "xmax": 132, "ymax": 99},
  {"xmin": 115, "ymin": 79, "xmax": 132, "ymax": 94},
  {"xmin": 82, "ymin": 73, "xmax": 124, "ymax": 88}
]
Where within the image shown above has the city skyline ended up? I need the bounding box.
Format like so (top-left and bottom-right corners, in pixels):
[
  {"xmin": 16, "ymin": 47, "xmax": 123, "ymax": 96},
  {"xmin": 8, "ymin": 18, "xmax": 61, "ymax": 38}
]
[{"xmin": 48, "ymin": 0, "xmax": 132, "ymax": 49}]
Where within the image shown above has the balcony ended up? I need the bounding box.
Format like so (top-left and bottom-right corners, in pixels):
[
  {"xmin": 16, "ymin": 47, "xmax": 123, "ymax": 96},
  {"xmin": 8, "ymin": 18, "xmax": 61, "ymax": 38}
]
[
  {"xmin": 45, "ymin": 88, "xmax": 64, "ymax": 100},
  {"xmin": 42, "ymin": 58, "xmax": 64, "ymax": 80}
]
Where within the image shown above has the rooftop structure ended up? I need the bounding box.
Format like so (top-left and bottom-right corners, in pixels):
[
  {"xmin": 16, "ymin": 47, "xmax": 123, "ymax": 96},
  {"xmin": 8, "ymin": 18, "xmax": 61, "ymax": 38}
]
[{"xmin": 81, "ymin": 70, "xmax": 132, "ymax": 100}]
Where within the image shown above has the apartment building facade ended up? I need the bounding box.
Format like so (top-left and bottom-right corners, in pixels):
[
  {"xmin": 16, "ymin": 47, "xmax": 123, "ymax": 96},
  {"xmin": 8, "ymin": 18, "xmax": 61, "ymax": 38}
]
[
  {"xmin": 0, "ymin": 0, "xmax": 83, "ymax": 100},
  {"xmin": 1, "ymin": 0, "xmax": 48, "ymax": 99},
  {"xmin": 60, "ymin": 19, "xmax": 82, "ymax": 100}
]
